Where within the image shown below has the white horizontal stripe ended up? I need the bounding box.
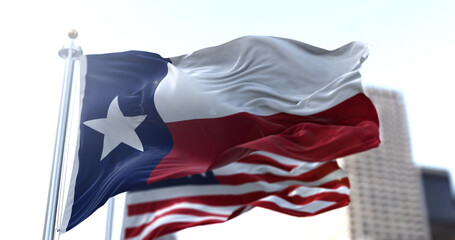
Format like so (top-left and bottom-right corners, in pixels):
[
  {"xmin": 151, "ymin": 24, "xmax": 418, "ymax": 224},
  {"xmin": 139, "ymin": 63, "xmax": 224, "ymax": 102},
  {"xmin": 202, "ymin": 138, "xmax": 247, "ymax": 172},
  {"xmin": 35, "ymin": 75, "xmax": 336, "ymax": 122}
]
[
  {"xmin": 249, "ymin": 151, "xmax": 336, "ymax": 166},
  {"xmin": 124, "ymin": 202, "xmax": 241, "ymax": 228},
  {"xmin": 125, "ymin": 214, "xmax": 228, "ymax": 240},
  {"xmin": 214, "ymin": 151, "xmax": 336, "ymax": 176},
  {"xmin": 156, "ymin": 36, "xmax": 367, "ymax": 122},
  {"xmin": 258, "ymin": 196, "xmax": 336, "ymax": 214},
  {"xmin": 127, "ymin": 169, "xmax": 347, "ymax": 204},
  {"xmin": 213, "ymin": 161, "xmax": 326, "ymax": 176},
  {"xmin": 288, "ymin": 185, "xmax": 350, "ymax": 198}
]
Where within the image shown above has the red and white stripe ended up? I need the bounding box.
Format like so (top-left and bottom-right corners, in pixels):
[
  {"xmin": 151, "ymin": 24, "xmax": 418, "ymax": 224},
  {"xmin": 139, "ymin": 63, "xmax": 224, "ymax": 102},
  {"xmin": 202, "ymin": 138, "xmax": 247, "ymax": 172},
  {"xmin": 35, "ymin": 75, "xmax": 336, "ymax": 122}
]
[{"xmin": 122, "ymin": 151, "xmax": 350, "ymax": 240}]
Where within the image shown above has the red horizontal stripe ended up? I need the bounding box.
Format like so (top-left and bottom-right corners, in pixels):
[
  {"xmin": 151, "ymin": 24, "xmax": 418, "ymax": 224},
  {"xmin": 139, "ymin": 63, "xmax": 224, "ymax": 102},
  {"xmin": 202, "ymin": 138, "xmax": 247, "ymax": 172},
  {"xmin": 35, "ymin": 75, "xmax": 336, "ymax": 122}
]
[
  {"xmin": 269, "ymin": 189, "xmax": 350, "ymax": 206},
  {"xmin": 126, "ymin": 219, "xmax": 225, "ymax": 240},
  {"xmin": 254, "ymin": 194, "xmax": 350, "ymax": 217},
  {"xmin": 216, "ymin": 161, "xmax": 342, "ymax": 185},
  {"xmin": 227, "ymin": 206, "xmax": 250, "ymax": 220},
  {"xmin": 319, "ymin": 177, "xmax": 350, "ymax": 189},
  {"xmin": 128, "ymin": 191, "xmax": 272, "ymax": 216},
  {"xmin": 148, "ymin": 93, "xmax": 379, "ymax": 183},
  {"xmin": 249, "ymin": 190, "xmax": 351, "ymax": 215},
  {"xmin": 125, "ymin": 208, "xmax": 228, "ymax": 238},
  {"xmin": 237, "ymin": 153, "xmax": 297, "ymax": 171}
]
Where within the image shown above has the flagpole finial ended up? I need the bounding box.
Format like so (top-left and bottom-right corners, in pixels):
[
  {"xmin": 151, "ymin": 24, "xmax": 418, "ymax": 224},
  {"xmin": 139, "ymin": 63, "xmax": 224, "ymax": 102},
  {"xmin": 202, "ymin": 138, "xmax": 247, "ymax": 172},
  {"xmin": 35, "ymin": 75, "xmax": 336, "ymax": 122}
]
[
  {"xmin": 68, "ymin": 29, "xmax": 78, "ymax": 39},
  {"xmin": 59, "ymin": 30, "xmax": 82, "ymax": 59}
]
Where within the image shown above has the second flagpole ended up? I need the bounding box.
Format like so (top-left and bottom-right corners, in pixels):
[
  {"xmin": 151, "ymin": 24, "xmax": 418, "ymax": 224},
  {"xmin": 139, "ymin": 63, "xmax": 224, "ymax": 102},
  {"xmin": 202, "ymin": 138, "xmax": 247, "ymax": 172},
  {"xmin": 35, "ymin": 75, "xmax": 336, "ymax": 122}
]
[{"xmin": 105, "ymin": 197, "xmax": 115, "ymax": 240}]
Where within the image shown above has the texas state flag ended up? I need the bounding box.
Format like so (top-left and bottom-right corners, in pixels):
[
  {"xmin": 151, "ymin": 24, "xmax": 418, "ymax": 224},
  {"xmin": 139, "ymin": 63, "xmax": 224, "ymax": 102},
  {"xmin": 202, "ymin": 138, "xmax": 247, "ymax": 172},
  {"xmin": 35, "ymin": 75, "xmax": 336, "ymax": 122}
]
[{"xmin": 61, "ymin": 36, "xmax": 380, "ymax": 232}]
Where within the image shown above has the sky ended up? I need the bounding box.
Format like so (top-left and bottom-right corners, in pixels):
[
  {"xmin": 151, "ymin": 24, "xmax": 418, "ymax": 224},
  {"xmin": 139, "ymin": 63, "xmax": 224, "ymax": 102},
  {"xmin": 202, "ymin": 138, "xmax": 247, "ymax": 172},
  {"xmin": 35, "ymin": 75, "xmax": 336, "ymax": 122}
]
[{"xmin": 1, "ymin": 0, "xmax": 454, "ymax": 239}]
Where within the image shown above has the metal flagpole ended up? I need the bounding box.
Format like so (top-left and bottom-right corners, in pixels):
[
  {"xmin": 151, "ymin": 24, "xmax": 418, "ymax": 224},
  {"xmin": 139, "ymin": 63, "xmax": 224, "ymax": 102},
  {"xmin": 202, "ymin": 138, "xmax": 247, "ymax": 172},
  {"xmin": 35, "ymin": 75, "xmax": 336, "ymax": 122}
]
[
  {"xmin": 105, "ymin": 197, "xmax": 115, "ymax": 240},
  {"xmin": 43, "ymin": 30, "xmax": 82, "ymax": 240}
]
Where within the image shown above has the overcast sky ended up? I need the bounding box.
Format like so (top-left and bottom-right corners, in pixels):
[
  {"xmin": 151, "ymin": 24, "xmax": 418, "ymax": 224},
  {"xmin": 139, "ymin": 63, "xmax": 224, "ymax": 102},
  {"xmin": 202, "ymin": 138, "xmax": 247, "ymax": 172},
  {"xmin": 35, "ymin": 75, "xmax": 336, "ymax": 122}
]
[{"xmin": 1, "ymin": 0, "xmax": 454, "ymax": 239}]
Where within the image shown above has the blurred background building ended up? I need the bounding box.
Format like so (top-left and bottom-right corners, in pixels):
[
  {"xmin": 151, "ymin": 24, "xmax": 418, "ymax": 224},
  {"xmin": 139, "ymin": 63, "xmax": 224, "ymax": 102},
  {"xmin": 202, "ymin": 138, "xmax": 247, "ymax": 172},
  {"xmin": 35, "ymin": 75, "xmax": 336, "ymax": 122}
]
[
  {"xmin": 421, "ymin": 168, "xmax": 455, "ymax": 240},
  {"xmin": 340, "ymin": 87, "xmax": 431, "ymax": 240},
  {"xmin": 293, "ymin": 87, "xmax": 435, "ymax": 240},
  {"xmin": 308, "ymin": 86, "xmax": 455, "ymax": 240}
]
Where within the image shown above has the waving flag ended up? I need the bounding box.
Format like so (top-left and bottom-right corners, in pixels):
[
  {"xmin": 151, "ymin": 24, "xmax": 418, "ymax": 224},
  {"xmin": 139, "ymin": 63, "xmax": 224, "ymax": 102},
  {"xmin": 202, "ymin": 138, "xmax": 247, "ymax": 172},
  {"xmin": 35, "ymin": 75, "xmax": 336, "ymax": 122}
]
[
  {"xmin": 123, "ymin": 152, "xmax": 350, "ymax": 240},
  {"xmin": 61, "ymin": 36, "xmax": 380, "ymax": 232}
]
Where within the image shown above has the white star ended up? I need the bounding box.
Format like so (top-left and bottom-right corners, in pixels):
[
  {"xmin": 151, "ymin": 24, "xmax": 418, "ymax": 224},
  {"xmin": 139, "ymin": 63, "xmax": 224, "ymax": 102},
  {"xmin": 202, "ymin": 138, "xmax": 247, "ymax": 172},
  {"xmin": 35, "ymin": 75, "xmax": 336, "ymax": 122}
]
[{"xmin": 83, "ymin": 96, "xmax": 147, "ymax": 161}]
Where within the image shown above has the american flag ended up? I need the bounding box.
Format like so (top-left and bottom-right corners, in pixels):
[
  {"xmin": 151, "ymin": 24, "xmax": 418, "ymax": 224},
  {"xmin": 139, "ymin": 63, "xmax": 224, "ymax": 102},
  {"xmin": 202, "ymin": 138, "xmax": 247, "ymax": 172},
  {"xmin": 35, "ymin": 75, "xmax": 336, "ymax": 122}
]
[{"xmin": 122, "ymin": 151, "xmax": 350, "ymax": 239}]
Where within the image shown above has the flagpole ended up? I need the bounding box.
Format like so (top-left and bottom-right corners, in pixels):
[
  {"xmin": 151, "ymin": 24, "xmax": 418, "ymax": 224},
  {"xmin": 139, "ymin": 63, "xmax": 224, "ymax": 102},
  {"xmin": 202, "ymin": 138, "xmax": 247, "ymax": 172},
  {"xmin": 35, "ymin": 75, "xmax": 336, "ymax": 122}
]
[
  {"xmin": 43, "ymin": 30, "xmax": 82, "ymax": 240},
  {"xmin": 105, "ymin": 197, "xmax": 115, "ymax": 240}
]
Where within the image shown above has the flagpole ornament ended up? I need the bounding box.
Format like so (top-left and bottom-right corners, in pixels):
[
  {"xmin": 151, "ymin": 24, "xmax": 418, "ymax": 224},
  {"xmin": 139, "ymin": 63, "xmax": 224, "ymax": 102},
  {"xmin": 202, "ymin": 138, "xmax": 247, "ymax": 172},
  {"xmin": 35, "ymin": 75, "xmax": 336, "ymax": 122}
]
[
  {"xmin": 68, "ymin": 29, "xmax": 78, "ymax": 39},
  {"xmin": 59, "ymin": 29, "xmax": 82, "ymax": 59},
  {"xmin": 43, "ymin": 30, "xmax": 82, "ymax": 240}
]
